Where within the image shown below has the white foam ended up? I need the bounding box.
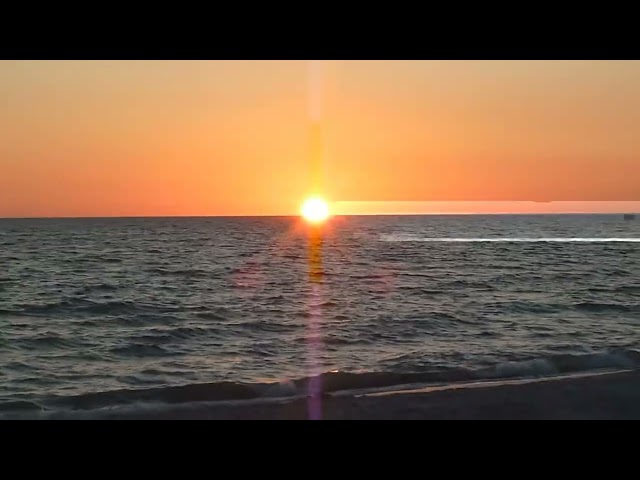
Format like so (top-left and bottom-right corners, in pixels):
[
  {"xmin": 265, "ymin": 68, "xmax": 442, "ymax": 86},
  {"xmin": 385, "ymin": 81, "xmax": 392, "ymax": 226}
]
[
  {"xmin": 362, "ymin": 369, "xmax": 632, "ymax": 398},
  {"xmin": 380, "ymin": 236, "xmax": 640, "ymax": 243},
  {"xmin": 493, "ymin": 358, "xmax": 558, "ymax": 377}
]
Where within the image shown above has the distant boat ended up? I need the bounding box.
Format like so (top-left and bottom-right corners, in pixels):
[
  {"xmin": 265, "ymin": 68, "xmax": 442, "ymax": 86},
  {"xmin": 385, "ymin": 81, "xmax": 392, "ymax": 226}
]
[{"xmin": 623, "ymin": 214, "xmax": 636, "ymax": 220}]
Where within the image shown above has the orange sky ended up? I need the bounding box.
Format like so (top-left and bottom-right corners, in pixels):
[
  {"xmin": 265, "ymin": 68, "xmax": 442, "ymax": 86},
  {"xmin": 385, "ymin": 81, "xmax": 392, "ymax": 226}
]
[{"xmin": 1, "ymin": 60, "xmax": 639, "ymax": 217}]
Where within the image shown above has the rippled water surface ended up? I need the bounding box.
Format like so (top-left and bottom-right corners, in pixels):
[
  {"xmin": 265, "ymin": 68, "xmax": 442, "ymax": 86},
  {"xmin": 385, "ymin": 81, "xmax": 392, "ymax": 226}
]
[{"xmin": 1, "ymin": 215, "xmax": 639, "ymax": 409}]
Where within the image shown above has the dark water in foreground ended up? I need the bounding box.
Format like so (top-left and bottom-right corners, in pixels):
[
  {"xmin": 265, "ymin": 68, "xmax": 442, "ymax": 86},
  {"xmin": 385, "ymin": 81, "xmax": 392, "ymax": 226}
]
[{"xmin": 1, "ymin": 214, "xmax": 639, "ymax": 414}]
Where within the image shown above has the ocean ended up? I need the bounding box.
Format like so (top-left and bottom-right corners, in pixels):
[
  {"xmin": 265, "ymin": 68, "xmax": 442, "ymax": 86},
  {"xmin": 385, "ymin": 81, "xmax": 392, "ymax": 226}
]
[{"xmin": 1, "ymin": 214, "xmax": 639, "ymax": 418}]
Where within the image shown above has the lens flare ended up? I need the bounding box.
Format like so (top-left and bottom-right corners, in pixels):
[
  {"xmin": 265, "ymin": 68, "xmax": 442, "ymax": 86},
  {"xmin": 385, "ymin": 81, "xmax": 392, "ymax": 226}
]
[{"xmin": 301, "ymin": 197, "xmax": 330, "ymax": 224}]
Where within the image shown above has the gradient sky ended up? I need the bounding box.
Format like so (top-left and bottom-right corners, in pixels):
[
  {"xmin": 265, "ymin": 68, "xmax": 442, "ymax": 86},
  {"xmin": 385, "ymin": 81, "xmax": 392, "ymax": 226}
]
[{"xmin": 2, "ymin": 60, "xmax": 640, "ymax": 217}]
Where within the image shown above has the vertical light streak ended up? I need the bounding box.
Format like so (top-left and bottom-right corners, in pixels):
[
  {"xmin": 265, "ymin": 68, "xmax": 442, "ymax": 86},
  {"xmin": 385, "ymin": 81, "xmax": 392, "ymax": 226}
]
[
  {"xmin": 307, "ymin": 225, "xmax": 324, "ymax": 420},
  {"xmin": 306, "ymin": 60, "xmax": 325, "ymax": 420},
  {"xmin": 308, "ymin": 60, "xmax": 324, "ymax": 196}
]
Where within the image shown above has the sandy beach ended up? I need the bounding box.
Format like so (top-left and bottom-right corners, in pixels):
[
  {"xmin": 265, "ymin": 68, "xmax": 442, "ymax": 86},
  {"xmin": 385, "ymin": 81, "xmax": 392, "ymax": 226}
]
[{"xmin": 80, "ymin": 369, "xmax": 640, "ymax": 420}]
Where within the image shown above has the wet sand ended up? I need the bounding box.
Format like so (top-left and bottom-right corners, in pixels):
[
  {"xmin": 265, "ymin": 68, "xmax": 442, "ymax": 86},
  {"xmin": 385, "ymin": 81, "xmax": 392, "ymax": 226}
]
[{"xmin": 102, "ymin": 369, "xmax": 640, "ymax": 420}]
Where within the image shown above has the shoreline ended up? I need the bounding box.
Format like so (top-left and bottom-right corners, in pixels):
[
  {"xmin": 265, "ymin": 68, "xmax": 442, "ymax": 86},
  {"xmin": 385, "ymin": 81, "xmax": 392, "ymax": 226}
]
[{"xmin": 76, "ymin": 369, "xmax": 640, "ymax": 420}]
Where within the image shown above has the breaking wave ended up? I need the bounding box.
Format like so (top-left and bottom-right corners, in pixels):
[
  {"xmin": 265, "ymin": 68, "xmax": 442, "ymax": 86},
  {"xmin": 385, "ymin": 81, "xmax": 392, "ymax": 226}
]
[{"xmin": 3, "ymin": 348, "xmax": 638, "ymax": 419}]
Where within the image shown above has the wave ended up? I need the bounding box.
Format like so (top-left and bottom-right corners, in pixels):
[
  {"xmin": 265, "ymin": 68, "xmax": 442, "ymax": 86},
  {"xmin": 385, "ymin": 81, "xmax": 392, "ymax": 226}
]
[
  {"xmin": 6, "ymin": 298, "xmax": 182, "ymax": 318},
  {"xmin": 101, "ymin": 257, "xmax": 122, "ymax": 264},
  {"xmin": 14, "ymin": 334, "xmax": 79, "ymax": 350},
  {"xmin": 195, "ymin": 311, "xmax": 228, "ymax": 321},
  {"xmin": 73, "ymin": 254, "xmax": 123, "ymax": 264},
  {"xmin": 110, "ymin": 343, "xmax": 173, "ymax": 358},
  {"xmin": 126, "ymin": 326, "xmax": 222, "ymax": 343},
  {"xmin": 238, "ymin": 319, "xmax": 300, "ymax": 333},
  {"xmin": 76, "ymin": 283, "xmax": 120, "ymax": 294},
  {"xmin": 4, "ymin": 348, "xmax": 638, "ymax": 418},
  {"xmin": 10, "ymin": 299, "xmax": 134, "ymax": 315},
  {"xmin": 585, "ymin": 285, "xmax": 640, "ymax": 294},
  {"xmin": 146, "ymin": 267, "xmax": 212, "ymax": 278},
  {"xmin": 572, "ymin": 302, "xmax": 637, "ymax": 314},
  {"xmin": 380, "ymin": 235, "xmax": 640, "ymax": 243}
]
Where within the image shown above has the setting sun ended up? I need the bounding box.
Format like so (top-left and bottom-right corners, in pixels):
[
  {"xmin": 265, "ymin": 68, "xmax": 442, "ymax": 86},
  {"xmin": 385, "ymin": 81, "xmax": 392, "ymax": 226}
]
[{"xmin": 301, "ymin": 197, "xmax": 330, "ymax": 224}]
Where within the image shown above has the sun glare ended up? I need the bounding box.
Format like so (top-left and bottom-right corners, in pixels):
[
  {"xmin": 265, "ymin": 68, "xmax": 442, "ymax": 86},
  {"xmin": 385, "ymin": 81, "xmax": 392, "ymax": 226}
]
[{"xmin": 301, "ymin": 197, "xmax": 330, "ymax": 224}]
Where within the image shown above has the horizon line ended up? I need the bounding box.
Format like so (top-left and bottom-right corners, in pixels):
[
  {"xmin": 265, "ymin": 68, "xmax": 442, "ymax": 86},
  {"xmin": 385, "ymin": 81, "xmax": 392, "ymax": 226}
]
[{"xmin": 1, "ymin": 211, "xmax": 638, "ymax": 220}]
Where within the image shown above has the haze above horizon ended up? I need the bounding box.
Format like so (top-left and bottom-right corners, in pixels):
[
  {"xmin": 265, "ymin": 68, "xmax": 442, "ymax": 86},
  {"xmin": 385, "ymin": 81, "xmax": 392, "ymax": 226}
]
[{"xmin": 2, "ymin": 60, "xmax": 640, "ymax": 218}]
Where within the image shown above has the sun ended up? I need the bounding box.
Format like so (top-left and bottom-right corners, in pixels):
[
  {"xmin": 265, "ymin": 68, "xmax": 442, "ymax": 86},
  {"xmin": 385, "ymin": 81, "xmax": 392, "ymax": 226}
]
[{"xmin": 301, "ymin": 197, "xmax": 330, "ymax": 224}]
